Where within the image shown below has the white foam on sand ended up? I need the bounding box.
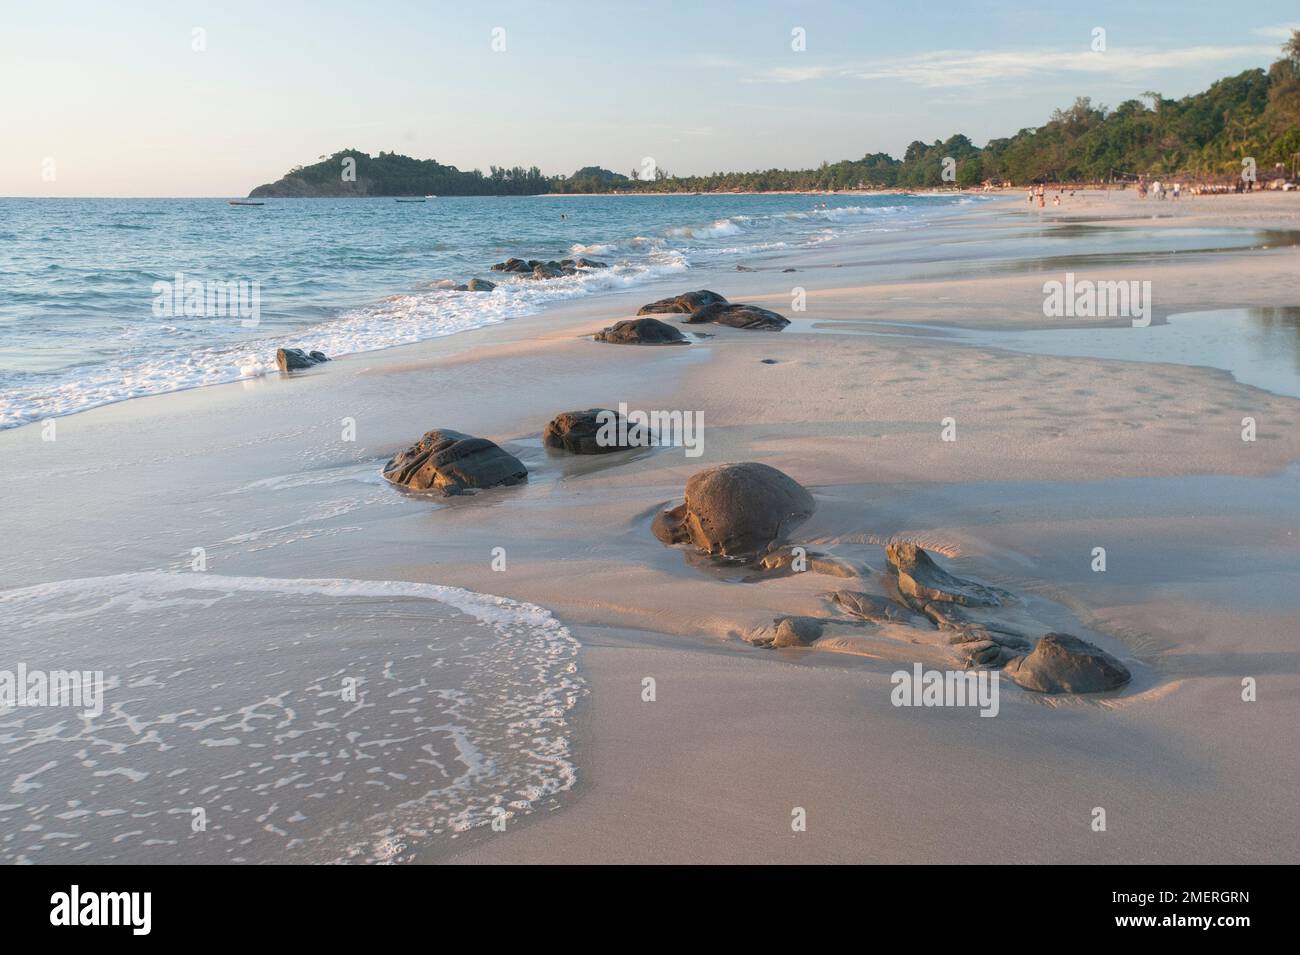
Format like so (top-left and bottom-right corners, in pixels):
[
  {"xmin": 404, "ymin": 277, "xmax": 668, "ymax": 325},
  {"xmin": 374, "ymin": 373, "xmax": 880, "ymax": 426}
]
[
  {"xmin": 0, "ymin": 255, "xmax": 689, "ymax": 430},
  {"xmin": 0, "ymin": 572, "xmax": 583, "ymax": 864}
]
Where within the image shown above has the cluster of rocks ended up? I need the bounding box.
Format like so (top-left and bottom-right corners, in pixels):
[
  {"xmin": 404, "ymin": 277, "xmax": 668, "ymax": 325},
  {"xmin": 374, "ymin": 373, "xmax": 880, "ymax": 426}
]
[
  {"xmin": 490, "ymin": 256, "xmax": 608, "ymax": 280},
  {"xmin": 637, "ymin": 289, "xmax": 789, "ymax": 330},
  {"xmin": 367, "ymin": 276, "xmax": 1132, "ymax": 698},
  {"xmin": 647, "ymin": 461, "xmax": 1131, "ymax": 694},
  {"xmin": 275, "ymin": 347, "xmax": 329, "ymax": 373},
  {"xmin": 428, "ymin": 255, "xmax": 610, "ymax": 293}
]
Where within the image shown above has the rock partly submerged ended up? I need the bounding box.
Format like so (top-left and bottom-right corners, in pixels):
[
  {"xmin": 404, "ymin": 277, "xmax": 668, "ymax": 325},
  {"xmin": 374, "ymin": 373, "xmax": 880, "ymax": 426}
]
[
  {"xmin": 543, "ymin": 409, "xmax": 631, "ymax": 454},
  {"xmin": 382, "ymin": 429, "xmax": 527, "ymax": 495},
  {"xmin": 490, "ymin": 256, "xmax": 608, "ymax": 277},
  {"xmin": 491, "ymin": 257, "xmax": 532, "ymax": 274},
  {"xmin": 635, "ymin": 290, "xmax": 791, "ymax": 331},
  {"xmin": 652, "ymin": 462, "xmax": 815, "ymax": 560},
  {"xmin": 276, "ymin": 348, "xmax": 329, "ymax": 373},
  {"xmin": 637, "ymin": 289, "xmax": 728, "ymax": 316},
  {"xmin": 593, "ymin": 318, "xmax": 689, "ymax": 345},
  {"xmin": 1005, "ymin": 632, "xmax": 1132, "ymax": 693},
  {"xmin": 686, "ymin": 302, "xmax": 791, "ymax": 330}
]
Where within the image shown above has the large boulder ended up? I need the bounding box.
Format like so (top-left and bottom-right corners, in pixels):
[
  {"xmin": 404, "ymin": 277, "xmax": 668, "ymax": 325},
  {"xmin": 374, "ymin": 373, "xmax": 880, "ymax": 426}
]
[
  {"xmin": 687, "ymin": 302, "xmax": 790, "ymax": 330},
  {"xmin": 543, "ymin": 409, "xmax": 630, "ymax": 454},
  {"xmin": 466, "ymin": 278, "xmax": 496, "ymax": 292},
  {"xmin": 637, "ymin": 290, "xmax": 728, "ymax": 316},
  {"xmin": 276, "ymin": 348, "xmax": 328, "ymax": 372},
  {"xmin": 652, "ymin": 462, "xmax": 815, "ymax": 559},
  {"xmin": 382, "ymin": 429, "xmax": 527, "ymax": 495},
  {"xmin": 886, "ymin": 543, "xmax": 1008, "ymax": 608},
  {"xmin": 593, "ymin": 318, "xmax": 688, "ymax": 345},
  {"xmin": 574, "ymin": 257, "xmax": 608, "ymax": 269},
  {"xmin": 1005, "ymin": 633, "xmax": 1132, "ymax": 693}
]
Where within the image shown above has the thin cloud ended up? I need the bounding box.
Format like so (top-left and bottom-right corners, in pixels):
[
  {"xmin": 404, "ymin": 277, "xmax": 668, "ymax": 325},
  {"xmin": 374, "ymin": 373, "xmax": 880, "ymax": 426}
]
[
  {"xmin": 749, "ymin": 44, "xmax": 1278, "ymax": 88},
  {"xmin": 757, "ymin": 65, "xmax": 836, "ymax": 83},
  {"xmin": 1252, "ymin": 23, "xmax": 1300, "ymax": 40}
]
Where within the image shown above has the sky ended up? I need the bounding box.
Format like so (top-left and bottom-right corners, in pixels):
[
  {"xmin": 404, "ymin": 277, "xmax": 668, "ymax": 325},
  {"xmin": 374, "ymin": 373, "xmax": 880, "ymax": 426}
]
[{"xmin": 2, "ymin": 0, "xmax": 1297, "ymax": 196}]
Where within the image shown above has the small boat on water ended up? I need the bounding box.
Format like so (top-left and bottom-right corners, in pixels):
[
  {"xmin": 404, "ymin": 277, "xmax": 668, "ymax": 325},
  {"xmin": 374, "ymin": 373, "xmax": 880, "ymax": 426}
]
[
  {"xmin": 228, "ymin": 199, "xmax": 264, "ymax": 206},
  {"xmin": 424, "ymin": 195, "xmax": 437, "ymax": 199},
  {"xmin": 395, "ymin": 197, "xmax": 426, "ymax": 203}
]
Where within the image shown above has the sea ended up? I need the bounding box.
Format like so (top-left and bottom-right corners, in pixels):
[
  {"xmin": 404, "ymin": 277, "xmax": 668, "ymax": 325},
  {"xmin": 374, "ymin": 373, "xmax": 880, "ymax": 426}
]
[{"xmin": 0, "ymin": 193, "xmax": 972, "ymax": 430}]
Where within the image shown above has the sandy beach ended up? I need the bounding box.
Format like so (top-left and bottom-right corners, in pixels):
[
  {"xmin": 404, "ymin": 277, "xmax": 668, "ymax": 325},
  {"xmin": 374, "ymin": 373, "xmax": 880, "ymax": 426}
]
[{"xmin": 2, "ymin": 190, "xmax": 1298, "ymax": 864}]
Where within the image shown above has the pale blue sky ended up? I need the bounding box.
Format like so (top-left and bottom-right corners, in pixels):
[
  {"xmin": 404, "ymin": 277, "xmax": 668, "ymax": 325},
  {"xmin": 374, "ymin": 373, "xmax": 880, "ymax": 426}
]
[{"xmin": 2, "ymin": 0, "xmax": 1297, "ymax": 195}]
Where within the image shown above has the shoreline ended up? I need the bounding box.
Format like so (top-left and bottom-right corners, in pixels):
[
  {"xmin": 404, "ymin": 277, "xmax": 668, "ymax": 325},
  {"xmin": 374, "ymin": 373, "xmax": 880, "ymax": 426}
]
[
  {"xmin": 0, "ymin": 192, "xmax": 978, "ymax": 432},
  {"xmin": 3, "ymin": 189, "xmax": 1299, "ymax": 863}
]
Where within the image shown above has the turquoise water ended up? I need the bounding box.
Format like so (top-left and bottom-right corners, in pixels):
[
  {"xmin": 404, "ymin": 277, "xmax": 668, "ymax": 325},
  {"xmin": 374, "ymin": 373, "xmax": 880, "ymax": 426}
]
[{"xmin": 0, "ymin": 193, "xmax": 970, "ymax": 428}]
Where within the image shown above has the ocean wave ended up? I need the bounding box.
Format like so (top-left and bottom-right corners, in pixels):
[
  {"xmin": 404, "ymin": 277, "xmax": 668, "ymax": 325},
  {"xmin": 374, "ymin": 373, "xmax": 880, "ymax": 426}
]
[
  {"xmin": 0, "ymin": 571, "xmax": 583, "ymax": 863},
  {"xmin": 0, "ymin": 254, "xmax": 688, "ymax": 430},
  {"xmin": 0, "ymin": 195, "xmax": 964, "ymax": 431},
  {"xmin": 666, "ymin": 217, "xmax": 743, "ymax": 239}
]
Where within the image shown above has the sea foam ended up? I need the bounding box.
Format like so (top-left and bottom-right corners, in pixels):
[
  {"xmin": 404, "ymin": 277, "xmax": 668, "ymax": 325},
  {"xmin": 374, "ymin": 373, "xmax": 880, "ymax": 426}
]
[{"xmin": 0, "ymin": 571, "xmax": 583, "ymax": 863}]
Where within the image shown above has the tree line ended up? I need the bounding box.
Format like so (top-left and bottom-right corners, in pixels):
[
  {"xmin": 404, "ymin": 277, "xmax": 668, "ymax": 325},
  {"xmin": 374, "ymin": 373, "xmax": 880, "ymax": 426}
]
[{"xmin": 256, "ymin": 32, "xmax": 1300, "ymax": 196}]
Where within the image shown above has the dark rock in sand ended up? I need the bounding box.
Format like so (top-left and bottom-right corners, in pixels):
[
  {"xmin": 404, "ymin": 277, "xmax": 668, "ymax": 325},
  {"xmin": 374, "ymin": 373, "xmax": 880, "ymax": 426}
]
[
  {"xmin": 466, "ymin": 278, "xmax": 496, "ymax": 292},
  {"xmin": 760, "ymin": 358, "xmax": 779, "ymax": 364},
  {"xmin": 769, "ymin": 616, "xmax": 825, "ymax": 648},
  {"xmin": 382, "ymin": 428, "xmax": 527, "ymax": 495},
  {"xmin": 1005, "ymin": 632, "xmax": 1132, "ymax": 693},
  {"xmin": 276, "ymin": 348, "xmax": 329, "ymax": 372},
  {"xmin": 637, "ymin": 289, "xmax": 728, "ymax": 317},
  {"xmin": 782, "ymin": 268, "xmax": 797, "ymax": 273},
  {"xmin": 652, "ymin": 462, "xmax": 815, "ymax": 559},
  {"xmin": 491, "ymin": 257, "xmax": 532, "ymax": 273},
  {"xmin": 886, "ymin": 543, "xmax": 1009, "ymax": 609},
  {"xmin": 543, "ymin": 409, "xmax": 630, "ymax": 454},
  {"xmin": 593, "ymin": 318, "xmax": 688, "ymax": 345},
  {"xmin": 735, "ymin": 265, "xmax": 755, "ymax": 272},
  {"xmin": 687, "ymin": 302, "xmax": 791, "ymax": 330}
]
